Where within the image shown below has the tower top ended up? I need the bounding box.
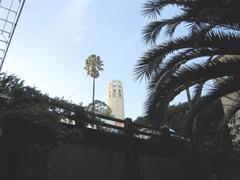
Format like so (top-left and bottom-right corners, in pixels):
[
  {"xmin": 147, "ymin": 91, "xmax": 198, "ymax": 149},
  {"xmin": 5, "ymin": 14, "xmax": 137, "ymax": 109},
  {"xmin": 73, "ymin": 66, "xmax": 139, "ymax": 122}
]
[{"xmin": 108, "ymin": 80, "xmax": 122, "ymax": 85}]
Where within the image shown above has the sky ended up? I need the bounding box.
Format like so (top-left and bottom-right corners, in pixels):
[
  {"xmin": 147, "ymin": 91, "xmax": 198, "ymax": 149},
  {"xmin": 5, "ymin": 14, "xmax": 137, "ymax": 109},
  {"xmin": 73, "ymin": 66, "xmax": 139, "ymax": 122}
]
[{"xmin": 2, "ymin": 0, "xmax": 187, "ymax": 120}]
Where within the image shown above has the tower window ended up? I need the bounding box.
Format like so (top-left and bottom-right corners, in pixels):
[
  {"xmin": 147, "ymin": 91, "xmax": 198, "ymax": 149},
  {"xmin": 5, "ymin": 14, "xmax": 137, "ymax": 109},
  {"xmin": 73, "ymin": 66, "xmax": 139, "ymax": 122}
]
[
  {"xmin": 119, "ymin": 89, "xmax": 121, "ymax": 97},
  {"xmin": 113, "ymin": 89, "xmax": 116, "ymax": 97}
]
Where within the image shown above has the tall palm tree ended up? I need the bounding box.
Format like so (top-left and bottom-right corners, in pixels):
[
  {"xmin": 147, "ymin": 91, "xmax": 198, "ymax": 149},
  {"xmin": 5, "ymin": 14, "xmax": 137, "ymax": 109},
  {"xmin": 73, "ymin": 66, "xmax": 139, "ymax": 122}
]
[
  {"xmin": 135, "ymin": 0, "xmax": 240, "ymax": 135},
  {"xmin": 84, "ymin": 54, "xmax": 104, "ymax": 114}
]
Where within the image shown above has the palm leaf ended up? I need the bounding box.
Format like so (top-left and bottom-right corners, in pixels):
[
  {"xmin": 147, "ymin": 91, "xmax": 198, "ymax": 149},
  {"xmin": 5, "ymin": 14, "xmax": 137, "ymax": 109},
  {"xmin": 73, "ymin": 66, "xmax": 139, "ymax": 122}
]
[
  {"xmin": 142, "ymin": 14, "xmax": 190, "ymax": 44},
  {"xmin": 188, "ymin": 76, "xmax": 240, "ymax": 123},
  {"xmin": 191, "ymin": 56, "xmax": 214, "ymax": 102},
  {"xmin": 145, "ymin": 57, "xmax": 240, "ymax": 122},
  {"xmin": 164, "ymin": 56, "xmax": 240, "ymax": 96},
  {"xmin": 135, "ymin": 30, "xmax": 240, "ymax": 81},
  {"xmin": 142, "ymin": 0, "xmax": 197, "ymax": 19}
]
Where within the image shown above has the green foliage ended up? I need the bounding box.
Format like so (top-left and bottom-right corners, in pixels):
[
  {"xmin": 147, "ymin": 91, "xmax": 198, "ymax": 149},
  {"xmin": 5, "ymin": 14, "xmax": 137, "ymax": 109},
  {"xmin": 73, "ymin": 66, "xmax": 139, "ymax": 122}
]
[
  {"xmin": 86, "ymin": 100, "xmax": 112, "ymax": 117},
  {"xmin": 165, "ymin": 103, "xmax": 189, "ymax": 134},
  {"xmin": 0, "ymin": 73, "xmax": 87, "ymax": 129},
  {"xmin": 135, "ymin": 100, "xmax": 225, "ymax": 136},
  {"xmin": 134, "ymin": 116, "xmax": 150, "ymax": 126},
  {"xmin": 84, "ymin": 54, "xmax": 104, "ymax": 79}
]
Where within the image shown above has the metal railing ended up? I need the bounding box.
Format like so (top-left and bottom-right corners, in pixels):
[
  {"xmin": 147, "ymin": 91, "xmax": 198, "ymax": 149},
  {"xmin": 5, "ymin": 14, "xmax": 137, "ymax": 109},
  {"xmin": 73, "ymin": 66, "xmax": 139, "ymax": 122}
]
[{"xmin": 63, "ymin": 112, "xmax": 168, "ymax": 140}]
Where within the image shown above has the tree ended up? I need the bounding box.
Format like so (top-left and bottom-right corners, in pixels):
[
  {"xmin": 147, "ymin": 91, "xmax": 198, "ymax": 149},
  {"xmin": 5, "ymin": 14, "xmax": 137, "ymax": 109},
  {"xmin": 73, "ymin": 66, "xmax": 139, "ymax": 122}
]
[
  {"xmin": 134, "ymin": 101, "xmax": 223, "ymax": 131},
  {"xmin": 134, "ymin": 116, "xmax": 150, "ymax": 126},
  {"xmin": 0, "ymin": 73, "xmax": 87, "ymax": 128},
  {"xmin": 134, "ymin": 0, "xmax": 240, "ymax": 136},
  {"xmin": 84, "ymin": 54, "xmax": 104, "ymax": 114},
  {"xmin": 0, "ymin": 73, "xmax": 89, "ymax": 179},
  {"xmin": 86, "ymin": 100, "xmax": 112, "ymax": 117}
]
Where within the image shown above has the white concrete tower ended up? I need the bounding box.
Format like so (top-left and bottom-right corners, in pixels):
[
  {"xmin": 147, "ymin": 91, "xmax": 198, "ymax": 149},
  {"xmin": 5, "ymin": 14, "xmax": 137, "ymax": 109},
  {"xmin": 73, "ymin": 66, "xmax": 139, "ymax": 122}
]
[{"xmin": 107, "ymin": 80, "xmax": 125, "ymax": 125}]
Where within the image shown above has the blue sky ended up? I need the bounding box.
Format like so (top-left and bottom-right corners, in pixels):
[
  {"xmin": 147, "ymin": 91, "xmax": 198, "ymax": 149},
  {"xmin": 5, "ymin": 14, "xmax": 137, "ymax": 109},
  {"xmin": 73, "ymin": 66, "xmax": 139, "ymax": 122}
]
[{"xmin": 2, "ymin": 0, "xmax": 187, "ymax": 120}]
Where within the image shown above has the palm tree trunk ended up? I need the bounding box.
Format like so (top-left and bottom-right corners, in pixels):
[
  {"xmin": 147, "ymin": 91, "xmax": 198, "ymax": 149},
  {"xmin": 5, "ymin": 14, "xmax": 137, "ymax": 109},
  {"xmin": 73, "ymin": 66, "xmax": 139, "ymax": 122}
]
[
  {"xmin": 185, "ymin": 87, "xmax": 194, "ymax": 137},
  {"xmin": 92, "ymin": 77, "xmax": 95, "ymax": 113},
  {"xmin": 186, "ymin": 88, "xmax": 192, "ymax": 110}
]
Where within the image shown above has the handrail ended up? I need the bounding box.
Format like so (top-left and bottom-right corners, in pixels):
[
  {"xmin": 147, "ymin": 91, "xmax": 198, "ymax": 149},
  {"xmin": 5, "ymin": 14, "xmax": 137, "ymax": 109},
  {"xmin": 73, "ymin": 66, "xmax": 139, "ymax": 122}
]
[
  {"xmin": 134, "ymin": 129, "xmax": 161, "ymax": 138},
  {"xmin": 88, "ymin": 112, "xmax": 125, "ymax": 123},
  {"xmin": 87, "ymin": 119, "xmax": 125, "ymax": 132},
  {"xmin": 132, "ymin": 122, "xmax": 161, "ymax": 131},
  {"xmin": 62, "ymin": 112, "xmax": 165, "ymax": 139},
  {"xmin": 58, "ymin": 111, "xmax": 184, "ymax": 140}
]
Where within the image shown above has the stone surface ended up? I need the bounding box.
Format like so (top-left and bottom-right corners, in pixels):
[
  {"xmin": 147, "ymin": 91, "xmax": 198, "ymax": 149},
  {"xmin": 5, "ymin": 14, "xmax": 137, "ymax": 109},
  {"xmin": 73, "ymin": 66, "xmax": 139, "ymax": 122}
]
[{"xmin": 107, "ymin": 80, "xmax": 125, "ymax": 124}]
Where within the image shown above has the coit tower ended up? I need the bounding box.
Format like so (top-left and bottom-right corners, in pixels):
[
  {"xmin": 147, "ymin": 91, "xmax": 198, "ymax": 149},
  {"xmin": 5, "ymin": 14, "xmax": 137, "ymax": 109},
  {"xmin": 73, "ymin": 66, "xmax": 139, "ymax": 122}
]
[{"xmin": 107, "ymin": 80, "xmax": 125, "ymax": 125}]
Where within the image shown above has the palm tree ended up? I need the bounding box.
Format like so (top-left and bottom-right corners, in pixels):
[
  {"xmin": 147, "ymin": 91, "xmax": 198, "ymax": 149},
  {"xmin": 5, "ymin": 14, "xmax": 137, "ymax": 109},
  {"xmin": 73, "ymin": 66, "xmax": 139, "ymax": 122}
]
[
  {"xmin": 135, "ymin": 0, "xmax": 240, "ymax": 135},
  {"xmin": 84, "ymin": 54, "xmax": 104, "ymax": 114}
]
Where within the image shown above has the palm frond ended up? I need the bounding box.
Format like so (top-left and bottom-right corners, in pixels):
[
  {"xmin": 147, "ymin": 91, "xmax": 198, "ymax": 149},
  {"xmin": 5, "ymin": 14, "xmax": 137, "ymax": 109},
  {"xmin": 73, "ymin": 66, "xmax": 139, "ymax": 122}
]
[
  {"xmin": 135, "ymin": 30, "xmax": 240, "ymax": 81},
  {"xmin": 190, "ymin": 76, "xmax": 240, "ymax": 119},
  {"xmin": 84, "ymin": 54, "xmax": 104, "ymax": 79},
  {"xmin": 142, "ymin": 21, "xmax": 167, "ymax": 45},
  {"xmin": 145, "ymin": 57, "xmax": 240, "ymax": 121},
  {"xmin": 220, "ymin": 24, "xmax": 240, "ymax": 32},
  {"xmin": 153, "ymin": 51, "xmax": 239, "ymax": 90},
  {"xmin": 166, "ymin": 56, "xmax": 240, "ymax": 94},
  {"xmin": 134, "ymin": 31, "xmax": 200, "ymax": 81},
  {"xmin": 191, "ymin": 56, "xmax": 213, "ymax": 101},
  {"xmin": 142, "ymin": 14, "xmax": 190, "ymax": 44},
  {"xmin": 142, "ymin": 5, "xmax": 236, "ymax": 44},
  {"xmin": 142, "ymin": 0, "xmax": 197, "ymax": 19},
  {"xmin": 154, "ymin": 49, "xmax": 213, "ymax": 82},
  {"xmin": 187, "ymin": 22, "xmax": 214, "ymax": 35}
]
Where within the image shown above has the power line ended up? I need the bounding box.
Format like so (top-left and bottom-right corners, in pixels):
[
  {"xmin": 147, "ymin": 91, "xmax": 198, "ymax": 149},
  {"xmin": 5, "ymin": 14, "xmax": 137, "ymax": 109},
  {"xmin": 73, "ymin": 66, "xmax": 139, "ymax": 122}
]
[{"xmin": 68, "ymin": 88, "xmax": 82, "ymax": 99}]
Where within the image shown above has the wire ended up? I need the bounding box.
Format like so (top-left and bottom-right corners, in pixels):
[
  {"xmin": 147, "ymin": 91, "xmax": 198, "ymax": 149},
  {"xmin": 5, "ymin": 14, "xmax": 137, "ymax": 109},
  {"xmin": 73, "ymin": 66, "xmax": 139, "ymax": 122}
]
[{"xmin": 69, "ymin": 88, "xmax": 82, "ymax": 99}]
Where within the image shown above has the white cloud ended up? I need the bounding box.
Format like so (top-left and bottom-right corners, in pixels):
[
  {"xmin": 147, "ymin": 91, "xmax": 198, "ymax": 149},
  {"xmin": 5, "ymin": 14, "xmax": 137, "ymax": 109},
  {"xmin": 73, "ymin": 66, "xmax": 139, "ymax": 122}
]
[{"xmin": 55, "ymin": 0, "xmax": 91, "ymax": 43}]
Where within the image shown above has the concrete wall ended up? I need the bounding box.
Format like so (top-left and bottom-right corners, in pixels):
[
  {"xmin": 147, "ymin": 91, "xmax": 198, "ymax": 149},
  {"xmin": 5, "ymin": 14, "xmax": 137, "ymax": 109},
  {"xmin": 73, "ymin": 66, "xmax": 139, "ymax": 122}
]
[
  {"xmin": 43, "ymin": 142, "xmax": 202, "ymax": 180},
  {"xmin": 47, "ymin": 144, "xmax": 126, "ymax": 180},
  {"xmin": 139, "ymin": 154, "xmax": 202, "ymax": 180}
]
